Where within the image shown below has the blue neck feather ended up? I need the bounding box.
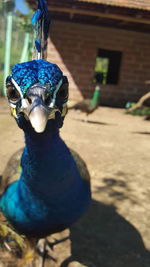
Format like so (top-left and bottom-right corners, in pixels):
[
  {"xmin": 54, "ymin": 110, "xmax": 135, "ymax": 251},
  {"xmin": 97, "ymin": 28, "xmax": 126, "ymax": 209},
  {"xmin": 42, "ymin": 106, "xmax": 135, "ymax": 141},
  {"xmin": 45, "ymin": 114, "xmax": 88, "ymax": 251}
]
[
  {"xmin": 0, "ymin": 117, "xmax": 91, "ymax": 237},
  {"xmin": 21, "ymin": 120, "xmax": 73, "ymax": 197}
]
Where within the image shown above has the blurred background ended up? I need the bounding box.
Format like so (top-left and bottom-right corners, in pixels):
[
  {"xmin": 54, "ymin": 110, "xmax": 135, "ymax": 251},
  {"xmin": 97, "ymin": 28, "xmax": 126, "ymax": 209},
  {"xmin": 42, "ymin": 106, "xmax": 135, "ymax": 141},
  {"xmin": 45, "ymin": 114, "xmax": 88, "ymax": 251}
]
[
  {"xmin": 1, "ymin": 0, "xmax": 150, "ymax": 107},
  {"xmin": 0, "ymin": 0, "xmax": 34, "ymax": 96}
]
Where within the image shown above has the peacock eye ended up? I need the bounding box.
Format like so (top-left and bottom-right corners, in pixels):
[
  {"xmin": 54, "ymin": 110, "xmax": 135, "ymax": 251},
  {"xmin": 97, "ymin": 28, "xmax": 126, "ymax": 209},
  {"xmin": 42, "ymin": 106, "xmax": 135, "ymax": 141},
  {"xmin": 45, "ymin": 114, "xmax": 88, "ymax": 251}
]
[{"xmin": 6, "ymin": 85, "xmax": 21, "ymax": 102}]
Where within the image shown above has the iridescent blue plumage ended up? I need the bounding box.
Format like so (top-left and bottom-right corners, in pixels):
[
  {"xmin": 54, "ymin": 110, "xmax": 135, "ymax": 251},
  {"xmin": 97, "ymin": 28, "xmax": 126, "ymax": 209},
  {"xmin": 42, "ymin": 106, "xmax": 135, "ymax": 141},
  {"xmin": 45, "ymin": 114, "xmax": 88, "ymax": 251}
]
[
  {"xmin": 0, "ymin": 120, "xmax": 91, "ymax": 237},
  {"xmin": 32, "ymin": 0, "xmax": 50, "ymax": 56},
  {"xmin": 32, "ymin": 0, "xmax": 50, "ymax": 40},
  {"xmin": 10, "ymin": 59, "xmax": 63, "ymax": 95},
  {"xmin": 35, "ymin": 40, "xmax": 42, "ymax": 53},
  {"xmin": 32, "ymin": 9, "xmax": 43, "ymax": 25}
]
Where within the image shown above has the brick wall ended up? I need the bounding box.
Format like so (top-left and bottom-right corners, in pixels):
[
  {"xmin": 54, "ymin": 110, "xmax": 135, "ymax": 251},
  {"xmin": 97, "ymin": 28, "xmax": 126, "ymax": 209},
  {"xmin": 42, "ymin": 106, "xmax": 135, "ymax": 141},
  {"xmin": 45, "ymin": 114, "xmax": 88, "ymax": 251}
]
[{"xmin": 47, "ymin": 20, "xmax": 150, "ymax": 107}]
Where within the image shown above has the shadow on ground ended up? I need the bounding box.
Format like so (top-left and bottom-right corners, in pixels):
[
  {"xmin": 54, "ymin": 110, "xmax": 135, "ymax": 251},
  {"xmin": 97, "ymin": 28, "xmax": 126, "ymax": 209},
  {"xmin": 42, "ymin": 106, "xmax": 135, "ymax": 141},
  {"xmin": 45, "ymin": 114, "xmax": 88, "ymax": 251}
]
[
  {"xmin": 61, "ymin": 199, "xmax": 150, "ymax": 267},
  {"xmin": 133, "ymin": 131, "xmax": 150, "ymax": 135},
  {"xmin": 73, "ymin": 118, "xmax": 114, "ymax": 126}
]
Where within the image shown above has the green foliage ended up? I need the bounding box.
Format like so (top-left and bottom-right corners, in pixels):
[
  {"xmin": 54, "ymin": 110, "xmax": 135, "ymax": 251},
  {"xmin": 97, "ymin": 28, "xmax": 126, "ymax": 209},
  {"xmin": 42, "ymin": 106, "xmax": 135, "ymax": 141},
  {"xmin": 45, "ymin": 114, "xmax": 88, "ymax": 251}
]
[
  {"xmin": 16, "ymin": 11, "xmax": 34, "ymax": 33},
  {"xmin": 0, "ymin": 4, "xmax": 34, "ymax": 94},
  {"xmin": 0, "ymin": 71, "xmax": 3, "ymax": 92},
  {"xmin": 2, "ymin": 0, "xmax": 15, "ymax": 13},
  {"xmin": 10, "ymin": 11, "xmax": 34, "ymax": 65},
  {"xmin": 94, "ymin": 57, "xmax": 109, "ymax": 84}
]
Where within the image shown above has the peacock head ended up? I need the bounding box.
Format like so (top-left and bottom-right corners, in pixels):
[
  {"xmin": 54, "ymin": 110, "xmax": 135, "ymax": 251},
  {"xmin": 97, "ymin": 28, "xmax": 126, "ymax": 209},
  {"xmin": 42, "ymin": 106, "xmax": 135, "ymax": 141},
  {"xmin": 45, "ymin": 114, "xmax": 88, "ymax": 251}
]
[{"xmin": 6, "ymin": 60, "xmax": 68, "ymax": 133}]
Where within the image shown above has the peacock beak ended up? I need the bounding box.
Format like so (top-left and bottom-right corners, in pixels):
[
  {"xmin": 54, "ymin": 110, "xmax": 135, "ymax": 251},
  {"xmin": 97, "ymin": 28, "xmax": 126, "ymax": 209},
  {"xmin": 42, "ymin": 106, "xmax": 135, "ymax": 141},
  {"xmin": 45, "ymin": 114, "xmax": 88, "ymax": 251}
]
[
  {"xmin": 24, "ymin": 85, "xmax": 51, "ymax": 133},
  {"xmin": 29, "ymin": 104, "xmax": 49, "ymax": 133}
]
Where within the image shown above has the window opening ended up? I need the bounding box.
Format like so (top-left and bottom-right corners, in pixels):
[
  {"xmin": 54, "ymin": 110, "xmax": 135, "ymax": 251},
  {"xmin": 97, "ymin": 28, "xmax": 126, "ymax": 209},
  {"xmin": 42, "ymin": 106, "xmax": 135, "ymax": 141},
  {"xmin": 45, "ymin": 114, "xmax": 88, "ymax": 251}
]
[{"xmin": 94, "ymin": 49, "xmax": 122, "ymax": 85}]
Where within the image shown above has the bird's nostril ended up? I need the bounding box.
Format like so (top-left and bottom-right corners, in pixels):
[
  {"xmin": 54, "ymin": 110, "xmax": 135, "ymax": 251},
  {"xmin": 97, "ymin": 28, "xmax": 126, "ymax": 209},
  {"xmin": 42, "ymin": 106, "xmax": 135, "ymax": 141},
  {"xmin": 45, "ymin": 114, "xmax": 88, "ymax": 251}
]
[{"xmin": 26, "ymin": 96, "xmax": 32, "ymax": 105}]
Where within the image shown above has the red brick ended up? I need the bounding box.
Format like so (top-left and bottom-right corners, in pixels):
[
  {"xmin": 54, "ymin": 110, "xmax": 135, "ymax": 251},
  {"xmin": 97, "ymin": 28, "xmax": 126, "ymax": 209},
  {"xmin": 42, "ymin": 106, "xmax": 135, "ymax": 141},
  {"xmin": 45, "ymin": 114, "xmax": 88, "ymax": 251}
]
[{"xmin": 47, "ymin": 20, "xmax": 150, "ymax": 106}]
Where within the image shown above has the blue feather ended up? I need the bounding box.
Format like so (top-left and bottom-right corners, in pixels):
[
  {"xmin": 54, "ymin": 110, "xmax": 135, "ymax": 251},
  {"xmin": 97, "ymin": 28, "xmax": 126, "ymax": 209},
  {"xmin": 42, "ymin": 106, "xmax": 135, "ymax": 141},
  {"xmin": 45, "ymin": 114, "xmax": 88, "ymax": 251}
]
[
  {"xmin": 33, "ymin": 0, "xmax": 50, "ymax": 42},
  {"xmin": 40, "ymin": 0, "xmax": 50, "ymax": 41},
  {"xmin": 32, "ymin": 0, "xmax": 50, "ymax": 58},
  {"xmin": 35, "ymin": 40, "xmax": 41, "ymax": 53},
  {"xmin": 10, "ymin": 60, "xmax": 63, "ymax": 95},
  {"xmin": 32, "ymin": 9, "xmax": 43, "ymax": 24},
  {"xmin": 0, "ymin": 119, "xmax": 91, "ymax": 237}
]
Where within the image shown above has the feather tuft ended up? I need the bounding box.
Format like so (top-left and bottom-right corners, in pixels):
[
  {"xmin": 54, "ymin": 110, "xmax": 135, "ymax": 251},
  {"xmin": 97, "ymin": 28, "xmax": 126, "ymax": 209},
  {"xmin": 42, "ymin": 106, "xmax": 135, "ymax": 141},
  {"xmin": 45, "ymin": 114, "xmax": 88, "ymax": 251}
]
[
  {"xmin": 35, "ymin": 40, "xmax": 41, "ymax": 53},
  {"xmin": 32, "ymin": 9, "xmax": 43, "ymax": 25},
  {"xmin": 32, "ymin": 0, "xmax": 50, "ymax": 59}
]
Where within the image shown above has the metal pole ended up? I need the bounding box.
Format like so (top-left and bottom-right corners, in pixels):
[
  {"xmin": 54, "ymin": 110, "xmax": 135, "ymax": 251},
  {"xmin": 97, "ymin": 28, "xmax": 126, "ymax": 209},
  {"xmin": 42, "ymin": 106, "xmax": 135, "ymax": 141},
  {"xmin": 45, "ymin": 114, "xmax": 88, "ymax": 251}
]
[
  {"xmin": 3, "ymin": 12, "xmax": 13, "ymax": 96},
  {"xmin": 20, "ymin": 32, "xmax": 30, "ymax": 63}
]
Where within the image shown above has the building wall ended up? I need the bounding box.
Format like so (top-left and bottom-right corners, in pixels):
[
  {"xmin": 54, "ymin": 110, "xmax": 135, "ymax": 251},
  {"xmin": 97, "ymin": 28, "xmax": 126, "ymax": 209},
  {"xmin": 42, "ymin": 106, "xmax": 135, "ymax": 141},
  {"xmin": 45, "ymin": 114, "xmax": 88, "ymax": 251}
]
[{"xmin": 47, "ymin": 20, "xmax": 150, "ymax": 107}]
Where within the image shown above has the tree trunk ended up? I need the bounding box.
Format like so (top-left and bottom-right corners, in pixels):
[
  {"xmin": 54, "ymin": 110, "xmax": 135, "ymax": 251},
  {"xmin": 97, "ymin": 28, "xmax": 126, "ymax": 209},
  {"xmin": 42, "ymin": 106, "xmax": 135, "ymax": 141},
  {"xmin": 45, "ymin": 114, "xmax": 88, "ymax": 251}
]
[{"xmin": 127, "ymin": 92, "xmax": 150, "ymax": 112}]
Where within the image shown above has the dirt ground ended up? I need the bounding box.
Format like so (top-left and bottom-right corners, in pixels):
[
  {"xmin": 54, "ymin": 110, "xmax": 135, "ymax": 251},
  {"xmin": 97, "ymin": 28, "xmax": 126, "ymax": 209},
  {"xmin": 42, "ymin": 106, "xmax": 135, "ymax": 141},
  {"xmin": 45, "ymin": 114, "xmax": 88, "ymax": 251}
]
[{"xmin": 0, "ymin": 97, "xmax": 150, "ymax": 267}]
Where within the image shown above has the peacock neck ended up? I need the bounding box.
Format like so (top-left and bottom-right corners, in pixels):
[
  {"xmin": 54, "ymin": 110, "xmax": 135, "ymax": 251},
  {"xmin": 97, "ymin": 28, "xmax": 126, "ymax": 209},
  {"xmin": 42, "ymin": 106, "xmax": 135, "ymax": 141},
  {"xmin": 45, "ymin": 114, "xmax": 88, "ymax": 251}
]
[
  {"xmin": 24, "ymin": 122, "xmax": 60, "ymax": 151},
  {"xmin": 90, "ymin": 85, "xmax": 100, "ymax": 107},
  {"xmin": 20, "ymin": 120, "xmax": 71, "ymax": 197}
]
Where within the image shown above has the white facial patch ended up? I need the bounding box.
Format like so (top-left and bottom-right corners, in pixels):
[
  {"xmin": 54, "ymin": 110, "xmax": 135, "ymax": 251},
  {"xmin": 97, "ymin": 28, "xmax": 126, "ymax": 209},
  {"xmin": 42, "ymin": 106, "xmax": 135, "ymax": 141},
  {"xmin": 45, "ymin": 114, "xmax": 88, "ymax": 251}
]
[{"xmin": 49, "ymin": 78, "xmax": 63, "ymax": 108}]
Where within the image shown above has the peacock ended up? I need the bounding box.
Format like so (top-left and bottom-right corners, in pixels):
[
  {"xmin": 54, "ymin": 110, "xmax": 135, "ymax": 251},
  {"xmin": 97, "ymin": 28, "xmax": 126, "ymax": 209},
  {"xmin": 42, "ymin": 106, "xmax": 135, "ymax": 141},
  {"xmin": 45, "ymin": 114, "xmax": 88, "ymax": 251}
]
[
  {"xmin": 0, "ymin": 0, "xmax": 91, "ymax": 265},
  {"xmin": 69, "ymin": 72, "xmax": 103, "ymax": 116}
]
